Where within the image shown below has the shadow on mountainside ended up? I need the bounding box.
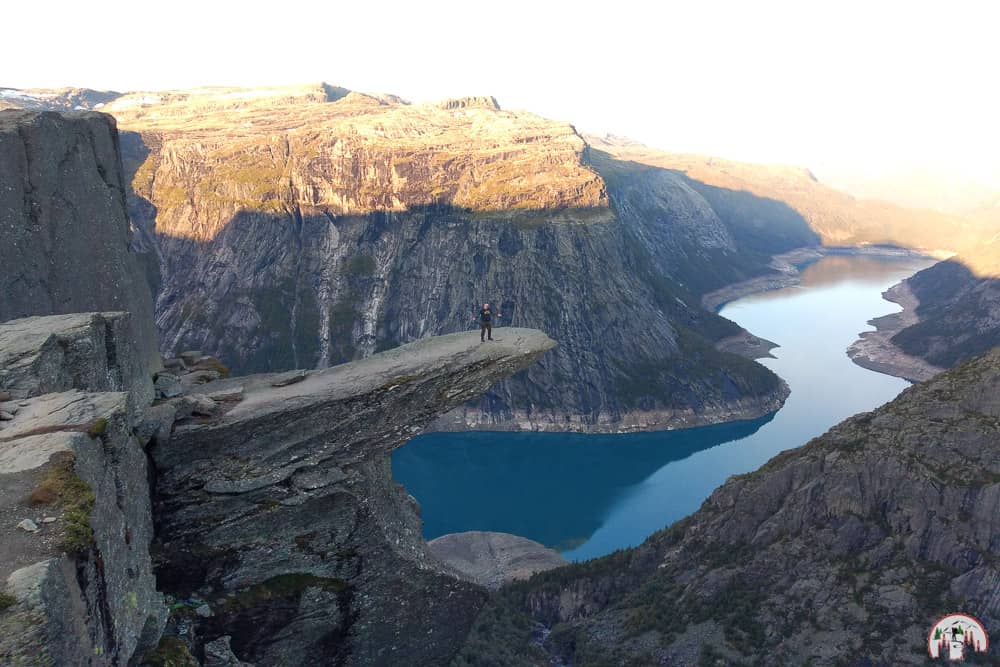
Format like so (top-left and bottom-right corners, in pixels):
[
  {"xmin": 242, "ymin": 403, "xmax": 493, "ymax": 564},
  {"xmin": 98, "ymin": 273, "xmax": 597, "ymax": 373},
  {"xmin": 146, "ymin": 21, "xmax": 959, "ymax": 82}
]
[
  {"xmin": 892, "ymin": 257, "xmax": 1000, "ymax": 367},
  {"xmin": 118, "ymin": 137, "xmax": 864, "ymax": 428}
]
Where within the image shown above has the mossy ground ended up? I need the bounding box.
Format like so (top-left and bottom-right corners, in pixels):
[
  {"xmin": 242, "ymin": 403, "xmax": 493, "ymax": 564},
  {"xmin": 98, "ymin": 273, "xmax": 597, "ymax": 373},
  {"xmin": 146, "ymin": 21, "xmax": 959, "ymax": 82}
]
[
  {"xmin": 223, "ymin": 573, "xmax": 349, "ymax": 613},
  {"xmin": 141, "ymin": 635, "xmax": 199, "ymax": 667},
  {"xmin": 27, "ymin": 453, "xmax": 95, "ymax": 555}
]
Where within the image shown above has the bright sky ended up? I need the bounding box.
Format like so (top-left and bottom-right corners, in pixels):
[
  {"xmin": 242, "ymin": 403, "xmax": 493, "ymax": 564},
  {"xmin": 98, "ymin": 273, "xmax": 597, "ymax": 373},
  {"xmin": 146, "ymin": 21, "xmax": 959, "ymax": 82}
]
[{"xmin": 5, "ymin": 0, "xmax": 999, "ymax": 190}]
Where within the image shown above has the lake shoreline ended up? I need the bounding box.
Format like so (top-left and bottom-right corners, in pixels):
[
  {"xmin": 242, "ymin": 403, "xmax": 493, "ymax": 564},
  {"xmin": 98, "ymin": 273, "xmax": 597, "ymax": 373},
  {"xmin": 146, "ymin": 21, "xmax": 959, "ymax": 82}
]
[
  {"xmin": 846, "ymin": 281, "xmax": 946, "ymax": 382},
  {"xmin": 703, "ymin": 244, "xmax": 941, "ymax": 383},
  {"xmin": 398, "ymin": 254, "xmax": 924, "ymax": 560},
  {"xmin": 701, "ymin": 244, "xmax": 933, "ymax": 312},
  {"xmin": 429, "ymin": 384, "xmax": 789, "ymax": 434}
]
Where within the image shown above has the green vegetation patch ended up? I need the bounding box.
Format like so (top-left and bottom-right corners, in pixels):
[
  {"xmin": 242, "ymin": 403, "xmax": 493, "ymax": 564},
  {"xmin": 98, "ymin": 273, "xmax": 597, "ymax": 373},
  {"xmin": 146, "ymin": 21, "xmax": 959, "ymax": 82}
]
[
  {"xmin": 224, "ymin": 573, "xmax": 348, "ymax": 613},
  {"xmin": 0, "ymin": 592, "xmax": 16, "ymax": 612},
  {"xmin": 141, "ymin": 635, "xmax": 199, "ymax": 667},
  {"xmin": 87, "ymin": 417, "xmax": 108, "ymax": 438},
  {"xmin": 343, "ymin": 254, "xmax": 377, "ymax": 277},
  {"xmin": 27, "ymin": 453, "xmax": 96, "ymax": 556}
]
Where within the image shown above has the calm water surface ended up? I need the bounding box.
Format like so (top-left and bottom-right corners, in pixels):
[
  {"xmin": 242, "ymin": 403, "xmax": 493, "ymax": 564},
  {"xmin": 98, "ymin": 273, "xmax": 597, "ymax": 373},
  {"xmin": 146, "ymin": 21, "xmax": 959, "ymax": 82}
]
[{"xmin": 392, "ymin": 255, "xmax": 933, "ymax": 561}]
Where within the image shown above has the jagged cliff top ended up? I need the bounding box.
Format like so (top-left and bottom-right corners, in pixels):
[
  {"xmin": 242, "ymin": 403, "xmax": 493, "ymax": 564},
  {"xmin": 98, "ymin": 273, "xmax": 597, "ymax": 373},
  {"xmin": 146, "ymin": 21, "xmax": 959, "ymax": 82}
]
[{"xmin": 77, "ymin": 83, "xmax": 608, "ymax": 220}]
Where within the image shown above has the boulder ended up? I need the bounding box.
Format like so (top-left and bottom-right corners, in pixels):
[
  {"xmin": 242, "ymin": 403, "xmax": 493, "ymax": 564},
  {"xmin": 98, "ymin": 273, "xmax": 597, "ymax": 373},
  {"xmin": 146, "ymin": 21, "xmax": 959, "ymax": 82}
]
[
  {"xmin": 135, "ymin": 403, "xmax": 177, "ymax": 448},
  {"xmin": 17, "ymin": 519, "xmax": 39, "ymax": 533},
  {"xmin": 163, "ymin": 357, "xmax": 187, "ymax": 373},
  {"xmin": 204, "ymin": 635, "xmax": 254, "ymax": 667},
  {"xmin": 180, "ymin": 351, "xmax": 203, "ymax": 366},
  {"xmin": 154, "ymin": 373, "xmax": 184, "ymax": 399},
  {"xmin": 179, "ymin": 370, "xmax": 220, "ymax": 393}
]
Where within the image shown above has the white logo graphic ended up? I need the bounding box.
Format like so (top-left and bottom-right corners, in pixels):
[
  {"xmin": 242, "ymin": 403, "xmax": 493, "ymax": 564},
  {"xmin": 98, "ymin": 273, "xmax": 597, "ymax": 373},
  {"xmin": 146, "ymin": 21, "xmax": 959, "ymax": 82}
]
[{"xmin": 928, "ymin": 613, "xmax": 989, "ymax": 661}]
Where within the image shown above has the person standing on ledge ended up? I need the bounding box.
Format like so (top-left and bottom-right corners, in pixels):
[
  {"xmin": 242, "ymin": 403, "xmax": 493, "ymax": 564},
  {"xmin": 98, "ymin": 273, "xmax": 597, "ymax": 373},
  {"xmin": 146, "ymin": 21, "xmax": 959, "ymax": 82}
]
[{"xmin": 474, "ymin": 302, "xmax": 501, "ymax": 342}]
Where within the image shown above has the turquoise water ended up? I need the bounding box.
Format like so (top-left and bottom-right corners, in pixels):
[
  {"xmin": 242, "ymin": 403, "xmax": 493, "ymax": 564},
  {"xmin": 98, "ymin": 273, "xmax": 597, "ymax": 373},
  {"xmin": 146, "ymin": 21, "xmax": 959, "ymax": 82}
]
[{"xmin": 391, "ymin": 255, "xmax": 933, "ymax": 562}]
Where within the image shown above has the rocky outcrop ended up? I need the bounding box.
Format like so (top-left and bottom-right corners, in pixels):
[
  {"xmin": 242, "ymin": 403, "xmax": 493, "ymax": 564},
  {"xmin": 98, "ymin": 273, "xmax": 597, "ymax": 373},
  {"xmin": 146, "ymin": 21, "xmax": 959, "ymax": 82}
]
[
  {"xmin": 458, "ymin": 345, "xmax": 1000, "ymax": 665},
  {"xmin": 847, "ymin": 280, "xmax": 947, "ymax": 381},
  {"xmin": 0, "ymin": 110, "xmax": 161, "ymax": 386},
  {"xmin": 437, "ymin": 96, "xmax": 501, "ymax": 111},
  {"xmin": 149, "ymin": 329, "xmax": 555, "ymax": 665},
  {"xmin": 428, "ymin": 532, "xmax": 567, "ymax": 590},
  {"xmin": 888, "ymin": 254, "xmax": 1000, "ymax": 371},
  {"xmin": 0, "ymin": 312, "xmax": 154, "ymax": 418},
  {"xmin": 0, "ymin": 313, "xmax": 165, "ymax": 666}
]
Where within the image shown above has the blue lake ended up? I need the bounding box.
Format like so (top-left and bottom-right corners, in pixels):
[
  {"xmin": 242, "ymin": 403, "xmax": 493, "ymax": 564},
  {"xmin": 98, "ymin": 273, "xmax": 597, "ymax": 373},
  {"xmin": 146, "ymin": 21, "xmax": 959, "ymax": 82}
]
[{"xmin": 391, "ymin": 255, "xmax": 934, "ymax": 561}]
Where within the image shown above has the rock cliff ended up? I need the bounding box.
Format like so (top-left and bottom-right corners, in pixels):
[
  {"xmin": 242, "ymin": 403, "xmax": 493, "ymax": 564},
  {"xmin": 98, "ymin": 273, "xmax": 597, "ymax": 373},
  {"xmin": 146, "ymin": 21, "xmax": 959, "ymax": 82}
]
[
  {"xmin": 149, "ymin": 329, "xmax": 555, "ymax": 665},
  {"xmin": 0, "ymin": 108, "xmax": 560, "ymax": 666},
  {"xmin": 95, "ymin": 84, "xmax": 791, "ymax": 431},
  {"xmin": 842, "ymin": 237, "xmax": 998, "ymax": 381},
  {"xmin": 0, "ymin": 316, "xmax": 556, "ymax": 665},
  {"xmin": 457, "ymin": 345, "xmax": 1000, "ymax": 665},
  {"xmin": 0, "ymin": 313, "xmax": 166, "ymax": 666},
  {"xmin": 6, "ymin": 90, "xmax": 997, "ymax": 431},
  {"xmin": 0, "ymin": 110, "xmax": 161, "ymax": 393}
]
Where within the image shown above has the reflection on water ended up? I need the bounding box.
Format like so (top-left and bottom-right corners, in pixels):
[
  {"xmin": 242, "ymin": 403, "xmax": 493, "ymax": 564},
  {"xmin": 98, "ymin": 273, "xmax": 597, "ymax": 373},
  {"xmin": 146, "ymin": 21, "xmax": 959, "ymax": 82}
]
[
  {"xmin": 391, "ymin": 414, "xmax": 773, "ymax": 552},
  {"xmin": 799, "ymin": 255, "xmax": 925, "ymax": 289},
  {"xmin": 392, "ymin": 255, "xmax": 935, "ymax": 562}
]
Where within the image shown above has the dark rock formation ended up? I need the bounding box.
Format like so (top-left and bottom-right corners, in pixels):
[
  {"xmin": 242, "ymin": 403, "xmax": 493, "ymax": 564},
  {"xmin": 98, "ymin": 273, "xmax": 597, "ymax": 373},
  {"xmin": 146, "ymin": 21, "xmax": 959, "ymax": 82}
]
[
  {"xmin": 457, "ymin": 345, "xmax": 1000, "ymax": 665},
  {"xmin": 428, "ymin": 532, "xmax": 567, "ymax": 590},
  {"xmin": 149, "ymin": 328, "xmax": 555, "ymax": 665},
  {"xmin": 0, "ymin": 110, "xmax": 161, "ymax": 387},
  {"xmin": 0, "ymin": 108, "xmax": 562, "ymax": 666},
  {"xmin": 0, "ymin": 312, "xmax": 154, "ymax": 417},
  {"xmin": 0, "ymin": 313, "xmax": 165, "ymax": 666}
]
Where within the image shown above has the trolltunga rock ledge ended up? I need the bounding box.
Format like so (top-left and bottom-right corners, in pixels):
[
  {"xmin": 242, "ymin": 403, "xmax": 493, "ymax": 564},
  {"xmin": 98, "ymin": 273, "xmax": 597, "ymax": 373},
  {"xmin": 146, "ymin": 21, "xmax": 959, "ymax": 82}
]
[{"xmin": 149, "ymin": 328, "xmax": 556, "ymax": 666}]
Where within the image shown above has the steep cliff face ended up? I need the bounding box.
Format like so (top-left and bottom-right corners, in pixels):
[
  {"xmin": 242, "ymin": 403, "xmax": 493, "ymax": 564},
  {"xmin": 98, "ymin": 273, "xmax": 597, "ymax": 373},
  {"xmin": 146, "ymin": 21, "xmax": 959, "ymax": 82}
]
[
  {"xmin": 99, "ymin": 85, "xmax": 791, "ymax": 431},
  {"xmin": 149, "ymin": 329, "xmax": 555, "ymax": 665},
  {"xmin": 0, "ymin": 313, "xmax": 165, "ymax": 666},
  {"xmin": 0, "ymin": 110, "xmax": 161, "ymax": 392},
  {"xmin": 457, "ymin": 346, "xmax": 1000, "ymax": 665}
]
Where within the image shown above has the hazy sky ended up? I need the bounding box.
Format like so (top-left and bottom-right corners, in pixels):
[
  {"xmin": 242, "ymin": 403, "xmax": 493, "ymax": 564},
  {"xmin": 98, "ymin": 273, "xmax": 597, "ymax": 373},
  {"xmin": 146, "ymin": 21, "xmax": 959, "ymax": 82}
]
[{"xmin": 6, "ymin": 0, "xmax": 998, "ymax": 186}]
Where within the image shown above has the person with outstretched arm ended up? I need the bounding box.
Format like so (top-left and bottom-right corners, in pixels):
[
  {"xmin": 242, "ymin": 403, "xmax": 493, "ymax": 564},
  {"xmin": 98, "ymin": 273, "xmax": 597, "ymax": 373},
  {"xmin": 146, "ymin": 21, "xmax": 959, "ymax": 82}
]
[{"xmin": 474, "ymin": 302, "xmax": 501, "ymax": 342}]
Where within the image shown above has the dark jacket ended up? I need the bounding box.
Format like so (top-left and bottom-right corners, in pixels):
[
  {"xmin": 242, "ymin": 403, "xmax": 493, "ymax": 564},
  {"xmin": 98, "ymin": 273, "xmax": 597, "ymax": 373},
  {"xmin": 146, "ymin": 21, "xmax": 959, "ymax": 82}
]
[{"xmin": 478, "ymin": 308, "xmax": 495, "ymax": 323}]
